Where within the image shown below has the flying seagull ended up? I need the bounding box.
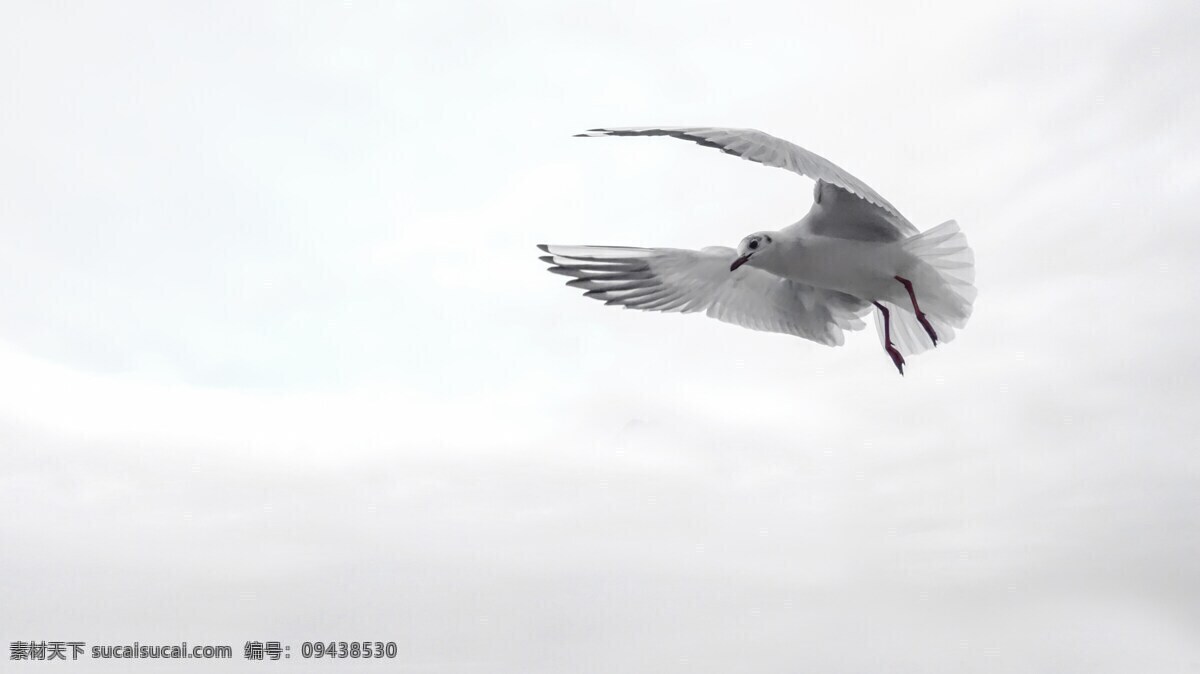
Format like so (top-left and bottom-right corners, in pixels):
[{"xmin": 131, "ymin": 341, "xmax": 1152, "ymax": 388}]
[{"xmin": 538, "ymin": 127, "xmax": 976, "ymax": 375}]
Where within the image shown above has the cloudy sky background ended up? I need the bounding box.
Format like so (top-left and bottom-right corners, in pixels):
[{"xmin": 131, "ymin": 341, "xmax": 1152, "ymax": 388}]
[{"xmin": 2, "ymin": 0, "xmax": 1199, "ymax": 671}]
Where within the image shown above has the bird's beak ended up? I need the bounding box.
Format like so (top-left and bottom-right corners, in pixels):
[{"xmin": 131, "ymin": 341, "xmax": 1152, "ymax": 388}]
[{"xmin": 730, "ymin": 254, "xmax": 751, "ymax": 272}]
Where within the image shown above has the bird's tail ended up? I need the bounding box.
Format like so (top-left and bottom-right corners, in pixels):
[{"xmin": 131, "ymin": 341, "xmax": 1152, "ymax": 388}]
[{"xmin": 874, "ymin": 220, "xmax": 977, "ymax": 356}]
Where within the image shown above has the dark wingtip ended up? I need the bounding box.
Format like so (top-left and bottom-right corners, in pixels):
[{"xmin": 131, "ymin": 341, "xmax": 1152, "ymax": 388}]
[
  {"xmin": 538, "ymin": 255, "xmax": 554, "ymax": 264},
  {"xmin": 536, "ymin": 244, "xmax": 550, "ymax": 253}
]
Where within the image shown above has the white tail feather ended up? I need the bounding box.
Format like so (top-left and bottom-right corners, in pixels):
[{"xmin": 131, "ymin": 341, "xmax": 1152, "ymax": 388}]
[{"xmin": 874, "ymin": 220, "xmax": 976, "ymax": 356}]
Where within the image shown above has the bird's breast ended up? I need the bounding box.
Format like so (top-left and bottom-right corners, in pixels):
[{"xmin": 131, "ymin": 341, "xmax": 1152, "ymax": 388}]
[{"xmin": 781, "ymin": 237, "xmax": 896, "ymax": 297}]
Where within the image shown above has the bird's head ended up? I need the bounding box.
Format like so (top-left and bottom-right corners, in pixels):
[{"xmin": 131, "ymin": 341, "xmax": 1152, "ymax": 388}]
[{"xmin": 730, "ymin": 232, "xmax": 776, "ymax": 272}]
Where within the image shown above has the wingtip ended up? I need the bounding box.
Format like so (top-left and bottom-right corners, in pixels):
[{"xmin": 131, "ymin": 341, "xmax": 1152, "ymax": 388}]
[
  {"xmin": 573, "ymin": 129, "xmax": 609, "ymax": 137},
  {"xmin": 536, "ymin": 243, "xmax": 550, "ymax": 253}
]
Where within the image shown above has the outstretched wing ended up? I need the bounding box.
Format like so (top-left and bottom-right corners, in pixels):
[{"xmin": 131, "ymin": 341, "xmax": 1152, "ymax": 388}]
[
  {"xmin": 576, "ymin": 126, "xmax": 904, "ymax": 219},
  {"xmin": 538, "ymin": 244, "xmax": 870, "ymax": 346}
]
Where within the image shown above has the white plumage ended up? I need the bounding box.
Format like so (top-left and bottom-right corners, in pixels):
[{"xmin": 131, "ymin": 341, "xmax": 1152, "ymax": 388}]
[{"xmin": 540, "ymin": 126, "xmax": 976, "ymax": 375}]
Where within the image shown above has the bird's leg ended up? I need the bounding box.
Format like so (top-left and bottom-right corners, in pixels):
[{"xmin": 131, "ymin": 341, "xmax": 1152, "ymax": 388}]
[
  {"xmin": 894, "ymin": 275, "xmax": 938, "ymax": 347},
  {"xmin": 872, "ymin": 301, "xmax": 905, "ymax": 376}
]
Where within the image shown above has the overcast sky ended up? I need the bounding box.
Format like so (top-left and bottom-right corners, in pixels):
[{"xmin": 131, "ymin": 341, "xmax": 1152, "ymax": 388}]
[{"xmin": 2, "ymin": 0, "xmax": 1199, "ymax": 672}]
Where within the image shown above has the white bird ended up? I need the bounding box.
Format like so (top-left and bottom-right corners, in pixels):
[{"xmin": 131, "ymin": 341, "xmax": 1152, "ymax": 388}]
[{"xmin": 539, "ymin": 127, "xmax": 976, "ymax": 375}]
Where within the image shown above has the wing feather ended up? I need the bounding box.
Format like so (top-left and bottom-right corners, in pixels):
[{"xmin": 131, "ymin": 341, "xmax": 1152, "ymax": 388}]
[
  {"xmin": 538, "ymin": 244, "xmax": 870, "ymax": 346},
  {"xmin": 576, "ymin": 126, "xmax": 904, "ymax": 219}
]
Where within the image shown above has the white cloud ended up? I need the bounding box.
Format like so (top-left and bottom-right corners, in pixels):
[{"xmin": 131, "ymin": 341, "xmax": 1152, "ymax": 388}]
[{"xmin": 2, "ymin": 0, "xmax": 1199, "ymax": 671}]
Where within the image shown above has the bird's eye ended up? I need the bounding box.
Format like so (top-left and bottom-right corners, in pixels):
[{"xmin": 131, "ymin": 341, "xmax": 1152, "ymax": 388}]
[{"xmin": 749, "ymin": 240, "xmax": 759, "ymax": 250}]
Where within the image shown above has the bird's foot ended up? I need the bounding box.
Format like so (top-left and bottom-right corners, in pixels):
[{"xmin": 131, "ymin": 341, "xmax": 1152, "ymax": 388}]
[
  {"xmin": 885, "ymin": 342, "xmax": 905, "ymax": 376},
  {"xmin": 916, "ymin": 312, "xmax": 938, "ymax": 347},
  {"xmin": 893, "ymin": 275, "xmax": 938, "ymax": 347}
]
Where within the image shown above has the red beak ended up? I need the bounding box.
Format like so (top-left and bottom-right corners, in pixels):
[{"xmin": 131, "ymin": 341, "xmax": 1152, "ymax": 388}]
[{"xmin": 730, "ymin": 255, "xmax": 751, "ymax": 272}]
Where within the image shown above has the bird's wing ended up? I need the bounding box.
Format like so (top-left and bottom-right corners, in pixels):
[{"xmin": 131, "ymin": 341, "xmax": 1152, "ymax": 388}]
[
  {"xmin": 797, "ymin": 182, "xmax": 921, "ymax": 241},
  {"xmin": 539, "ymin": 244, "xmax": 871, "ymax": 346},
  {"xmin": 576, "ymin": 126, "xmax": 904, "ymax": 219}
]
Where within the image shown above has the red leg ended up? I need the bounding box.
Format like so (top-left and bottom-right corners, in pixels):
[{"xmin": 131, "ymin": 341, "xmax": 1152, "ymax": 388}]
[
  {"xmin": 894, "ymin": 276, "xmax": 938, "ymax": 347},
  {"xmin": 872, "ymin": 301, "xmax": 905, "ymax": 376}
]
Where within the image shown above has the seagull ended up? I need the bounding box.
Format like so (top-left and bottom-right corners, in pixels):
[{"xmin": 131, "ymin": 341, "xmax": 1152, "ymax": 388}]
[{"xmin": 538, "ymin": 127, "xmax": 976, "ymax": 375}]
